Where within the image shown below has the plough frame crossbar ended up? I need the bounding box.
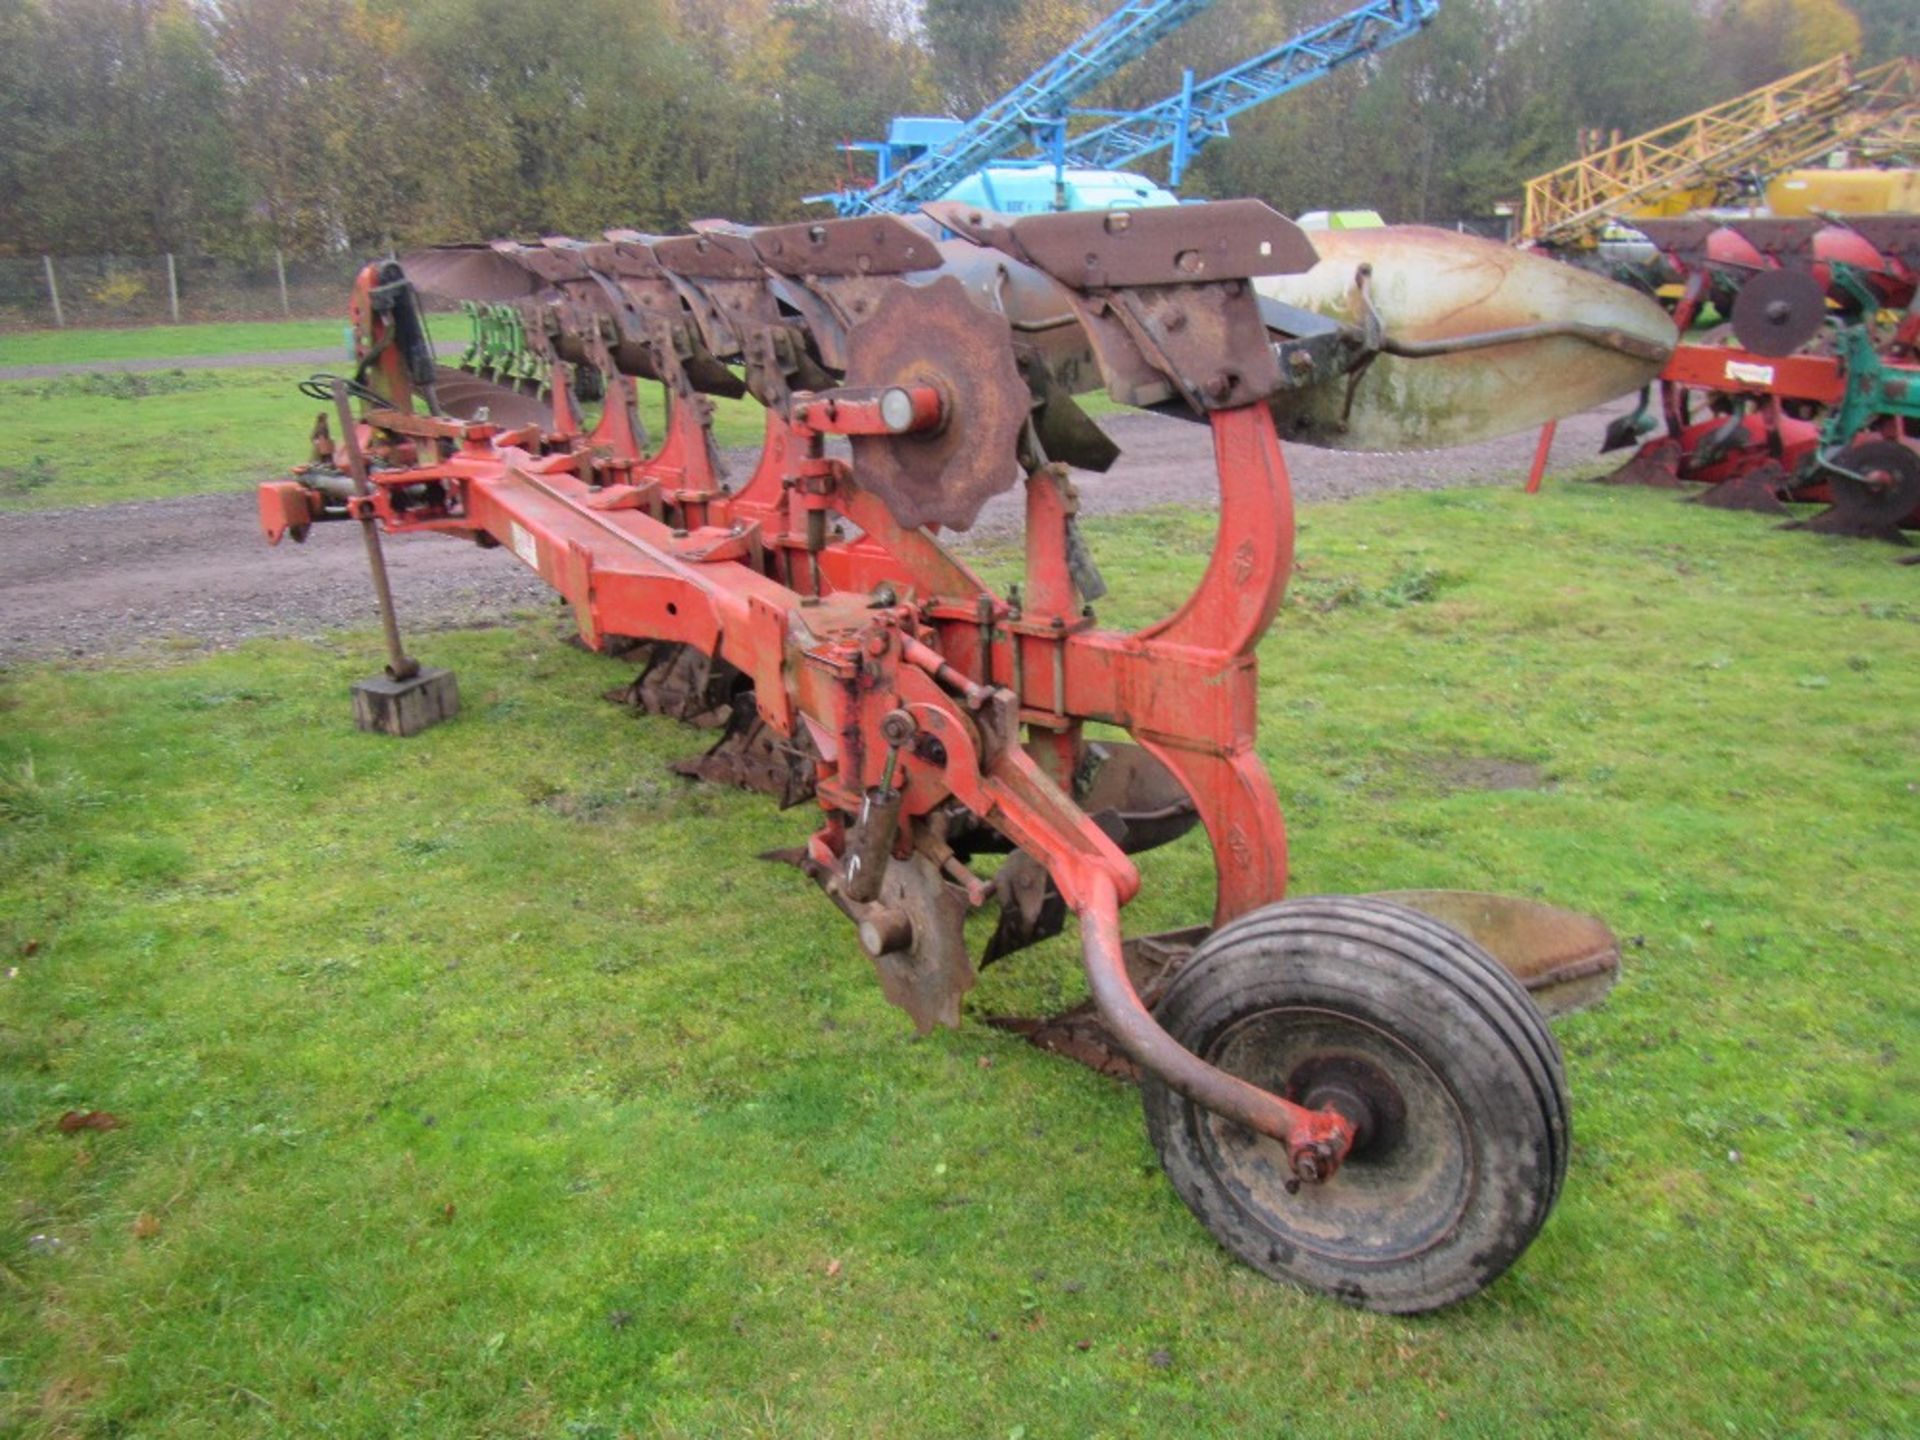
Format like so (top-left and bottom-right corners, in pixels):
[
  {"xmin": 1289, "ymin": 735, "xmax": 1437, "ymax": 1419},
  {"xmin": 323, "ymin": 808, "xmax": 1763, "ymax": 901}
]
[{"xmin": 262, "ymin": 200, "xmax": 1662, "ymax": 1311}]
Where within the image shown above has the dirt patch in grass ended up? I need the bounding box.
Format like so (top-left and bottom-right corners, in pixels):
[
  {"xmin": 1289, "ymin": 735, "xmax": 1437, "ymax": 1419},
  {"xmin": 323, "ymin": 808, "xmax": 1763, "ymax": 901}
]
[{"xmin": 1416, "ymin": 754, "xmax": 1551, "ymax": 793}]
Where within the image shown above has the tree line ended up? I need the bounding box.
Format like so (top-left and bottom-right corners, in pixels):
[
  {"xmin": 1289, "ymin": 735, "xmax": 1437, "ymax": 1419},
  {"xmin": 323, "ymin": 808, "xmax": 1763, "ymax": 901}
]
[{"xmin": 0, "ymin": 0, "xmax": 1910, "ymax": 260}]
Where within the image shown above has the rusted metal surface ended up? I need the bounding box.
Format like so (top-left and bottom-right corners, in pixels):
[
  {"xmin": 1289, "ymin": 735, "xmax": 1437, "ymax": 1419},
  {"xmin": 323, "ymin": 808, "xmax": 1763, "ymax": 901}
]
[
  {"xmin": 400, "ymin": 243, "xmax": 554, "ymax": 301},
  {"xmin": 607, "ymin": 641, "xmax": 741, "ymax": 728},
  {"xmin": 751, "ymin": 214, "xmax": 942, "ymax": 277},
  {"xmin": 1730, "ymin": 269, "xmax": 1827, "ymax": 357},
  {"xmin": 1630, "ymin": 217, "xmax": 1725, "ymax": 263},
  {"xmin": 1599, "ymin": 436, "xmax": 1688, "ymax": 488},
  {"xmin": 981, "ymin": 741, "xmax": 1199, "ymax": 963},
  {"xmin": 330, "ymin": 379, "xmax": 417, "ymax": 682},
  {"xmin": 649, "ymin": 229, "xmax": 769, "ymax": 281},
  {"xmin": 1690, "ymin": 459, "xmax": 1793, "ymax": 514},
  {"xmin": 994, "ymin": 199, "xmax": 1318, "ymax": 289},
  {"xmin": 865, "ymin": 853, "xmax": 978, "ymax": 1034},
  {"xmin": 1791, "ymin": 440, "xmax": 1920, "ymax": 542},
  {"xmin": 1371, "ymin": 891, "xmax": 1620, "ymax": 1017},
  {"xmin": 671, "ymin": 709, "xmax": 817, "ymax": 808},
  {"xmin": 841, "ymin": 277, "xmax": 1030, "ymax": 531},
  {"xmin": 430, "ymin": 366, "xmax": 557, "ymax": 429}
]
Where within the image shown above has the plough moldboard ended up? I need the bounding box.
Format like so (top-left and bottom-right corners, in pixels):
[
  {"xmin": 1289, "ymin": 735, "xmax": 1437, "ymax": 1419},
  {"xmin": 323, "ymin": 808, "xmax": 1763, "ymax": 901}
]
[{"xmin": 258, "ymin": 203, "xmax": 1672, "ymax": 1312}]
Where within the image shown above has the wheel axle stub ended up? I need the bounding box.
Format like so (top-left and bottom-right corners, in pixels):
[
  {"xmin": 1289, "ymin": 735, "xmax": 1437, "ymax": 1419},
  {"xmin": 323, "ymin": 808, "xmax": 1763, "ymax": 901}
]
[
  {"xmin": 1286, "ymin": 1052, "xmax": 1408, "ymax": 1159},
  {"xmin": 1283, "ymin": 1107, "xmax": 1357, "ymax": 1188}
]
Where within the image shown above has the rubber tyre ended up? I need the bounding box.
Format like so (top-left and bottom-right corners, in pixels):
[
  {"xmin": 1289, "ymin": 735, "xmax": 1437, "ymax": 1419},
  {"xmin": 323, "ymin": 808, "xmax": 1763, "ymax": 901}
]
[{"xmin": 1141, "ymin": 895, "xmax": 1569, "ymax": 1314}]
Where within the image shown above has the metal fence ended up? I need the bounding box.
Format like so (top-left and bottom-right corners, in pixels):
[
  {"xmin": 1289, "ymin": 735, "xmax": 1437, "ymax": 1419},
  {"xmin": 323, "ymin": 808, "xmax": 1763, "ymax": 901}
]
[{"xmin": 0, "ymin": 252, "xmax": 372, "ymax": 331}]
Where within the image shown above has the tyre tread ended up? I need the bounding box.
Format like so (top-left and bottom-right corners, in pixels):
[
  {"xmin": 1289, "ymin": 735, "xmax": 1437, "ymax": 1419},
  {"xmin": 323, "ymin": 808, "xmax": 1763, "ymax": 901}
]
[
  {"xmin": 1143, "ymin": 894, "xmax": 1572, "ymax": 1312},
  {"xmin": 1188, "ymin": 897, "xmax": 1569, "ymax": 1202}
]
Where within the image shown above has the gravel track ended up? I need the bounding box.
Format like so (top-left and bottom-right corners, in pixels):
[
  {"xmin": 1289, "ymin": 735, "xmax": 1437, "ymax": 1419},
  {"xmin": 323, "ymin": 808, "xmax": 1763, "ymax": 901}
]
[
  {"xmin": 0, "ymin": 405, "xmax": 1629, "ymax": 665},
  {"xmin": 0, "ymin": 349, "xmax": 352, "ymax": 381},
  {"xmin": 0, "ymin": 346, "xmax": 475, "ymax": 381}
]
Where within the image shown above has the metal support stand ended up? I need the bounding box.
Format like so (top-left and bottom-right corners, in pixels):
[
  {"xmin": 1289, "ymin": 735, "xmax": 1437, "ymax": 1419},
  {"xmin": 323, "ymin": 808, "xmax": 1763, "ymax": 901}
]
[{"xmin": 330, "ymin": 380, "xmax": 458, "ymax": 736}]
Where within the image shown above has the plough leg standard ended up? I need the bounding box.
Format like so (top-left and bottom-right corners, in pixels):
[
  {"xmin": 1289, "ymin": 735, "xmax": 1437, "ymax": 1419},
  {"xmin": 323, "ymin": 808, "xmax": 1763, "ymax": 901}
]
[{"xmin": 260, "ymin": 203, "xmax": 1669, "ymax": 1312}]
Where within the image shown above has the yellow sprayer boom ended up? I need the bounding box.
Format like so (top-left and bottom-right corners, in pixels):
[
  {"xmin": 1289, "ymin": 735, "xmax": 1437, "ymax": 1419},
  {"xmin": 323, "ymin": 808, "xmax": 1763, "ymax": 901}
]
[{"xmin": 1520, "ymin": 55, "xmax": 1918, "ymax": 246}]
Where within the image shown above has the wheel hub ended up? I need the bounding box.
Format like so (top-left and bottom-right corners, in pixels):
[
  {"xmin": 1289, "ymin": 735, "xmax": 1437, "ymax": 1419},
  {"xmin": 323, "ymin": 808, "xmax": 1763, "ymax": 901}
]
[
  {"xmin": 1199, "ymin": 1007, "xmax": 1475, "ymax": 1262},
  {"xmin": 1285, "ymin": 1052, "xmax": 1407, "ymax": 1159}
]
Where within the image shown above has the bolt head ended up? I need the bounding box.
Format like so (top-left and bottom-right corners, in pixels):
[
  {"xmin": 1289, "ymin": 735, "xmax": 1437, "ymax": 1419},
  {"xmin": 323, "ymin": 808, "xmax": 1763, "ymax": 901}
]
[{"xmin": 879, "ymin": 708, "xmax": 917, "ymax": 745}]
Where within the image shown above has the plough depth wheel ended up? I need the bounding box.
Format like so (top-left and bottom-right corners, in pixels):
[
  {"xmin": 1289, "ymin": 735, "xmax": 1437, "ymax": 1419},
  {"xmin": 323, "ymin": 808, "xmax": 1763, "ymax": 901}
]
[{"xmin": 1142, "ymin": 896, "xmax": 1568, "ymax": 1314}]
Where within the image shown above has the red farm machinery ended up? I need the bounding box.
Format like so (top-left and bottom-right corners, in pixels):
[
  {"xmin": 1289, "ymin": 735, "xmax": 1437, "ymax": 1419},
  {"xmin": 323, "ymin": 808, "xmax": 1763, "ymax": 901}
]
[
  {"xmin": 257, "ymin": 204, "xmax": 1673, "ymax": 1312},
  {"xmin": 1597, "ymin": 214, "xmax": 1920, "ymax": 544}
]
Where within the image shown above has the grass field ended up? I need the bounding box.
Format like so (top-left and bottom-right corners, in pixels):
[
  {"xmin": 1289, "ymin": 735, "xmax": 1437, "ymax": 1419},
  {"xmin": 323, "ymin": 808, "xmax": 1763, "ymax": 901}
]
[
  {"xmin": 0, "ymin": 370, "xmax": 778, "ymax": 514},
  {"xmin": 2, "ymin": 484, "xmax": 1915, "ymax": 1438},
  {"xmin": 0, "ymin": 321, "xmax": 350, "ymax": 369},
  {"xmin": 0, "ymin": 368, "xmax": 323, "ymax": 512}
]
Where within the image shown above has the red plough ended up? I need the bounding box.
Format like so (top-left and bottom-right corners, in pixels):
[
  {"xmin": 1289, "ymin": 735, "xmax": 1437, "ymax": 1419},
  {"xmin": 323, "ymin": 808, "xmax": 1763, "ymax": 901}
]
[
  {"xmin": 1599, "ymin": 217, "xmax": 1920, "ymax": 541},
  {"xmin": 259, "ymin": 205, "xmax": 1668, "ymax": 1311}
]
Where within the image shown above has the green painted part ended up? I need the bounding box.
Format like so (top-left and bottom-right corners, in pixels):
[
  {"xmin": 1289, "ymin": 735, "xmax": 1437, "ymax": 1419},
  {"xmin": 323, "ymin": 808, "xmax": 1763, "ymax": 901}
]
[
  {"xmin": 457, "ymin": 301, "xmax": 484, "ymax": 373},
  {"xmin": 455, "ymin": 302, "xmax": 550, "ymax": 393},
  {"xmin": 1823, "ymin": 322, "xmax": 1920, "ymax": 451},
  {"xmin": 1824, "ymin": 263, "xmax": 1882, "ymax": 322},
  {"xmin": 1296, "ymin": 209, "xmax": 1387, "ymax": 231}
]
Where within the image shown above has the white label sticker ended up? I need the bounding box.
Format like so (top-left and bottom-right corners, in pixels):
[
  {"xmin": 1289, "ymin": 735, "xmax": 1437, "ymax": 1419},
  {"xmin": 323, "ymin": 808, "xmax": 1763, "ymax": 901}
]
[
  {"xmin": 1725, "ymin": 360, "xmax": 1775, "ymax": 387},
  {"xmin": 509, "ymin": 520, "xmax": 540, "ymax": 570}
]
